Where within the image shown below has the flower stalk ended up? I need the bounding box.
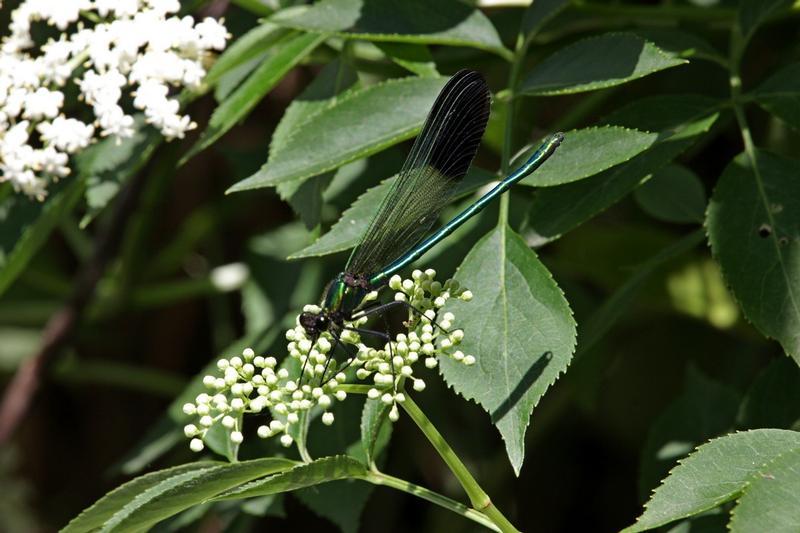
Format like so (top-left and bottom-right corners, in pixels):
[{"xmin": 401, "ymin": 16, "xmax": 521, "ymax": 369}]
[{"xmin": 401, "ymin": 394, "xmax": 521, "ymax": 533}]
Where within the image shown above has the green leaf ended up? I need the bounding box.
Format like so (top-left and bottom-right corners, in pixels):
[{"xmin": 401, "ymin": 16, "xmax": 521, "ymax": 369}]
[
  {"xmin": 440, "ymin": 225, "xmax": 576, "ymax": 475},
  {"xmin": 527, "ymin": 95, "xmax": 719, "ymax": 242},
  {"xmin": 520, "ymin": 33, "xmax": 686, "ymax": 96},
  {"xmin": 214, "ymin": 52, "xmax": 269, "ymax": 103},
  {"xmin": 0, "ymin": 177, "xmax": 84, "ymax": 298},
  {"xmin": 289, "ymin": 166, "xmax": 496, "ymax": 259},
  {"xmin": 706, "ymin": 150, "xmax": 800, "ymax": 362},
  {"xmin": 639, "ymin": 367, "xmax": 740, "ymax": 503},
  {"xmin": 360, "ymin": 398, "xmax": 391, "ymax": 468},
  {"xmin": 728, "ymin": 447, "xmax": 800, "ymax": 533},
  {"xmin": 63, "ymin": 461, "xmax": 222, "ymax": 533},
  {"xmin": 739, "ymin": 357, "xmax": 800, "ymax": 430},
  {"xmin": 217, "ymin": 456, "xmax": 368, "ymax": 500},
  {"xmin": 521, "ymin": 0, "xmax": 569, "ymax": 37},
  {"xmin": 634, "ymin": 164, "xmax": 706, "ymax": 224},
  {"xmin": 625, "ymin": 429, "xmax": 800, "ymax": 532},
  {"xmin": 228, "ymin": 76, "xmax": 448, "ymax": 192},
  {"xmin": 634, "ymin": 28, "xmax": 726, "ymax": 65},
  {"xmin": 80, "ymin": 116, "xmax": 162, "ymax": 227},
  {"xmin": 64, "ymin": 458, "xmax": 294, "ymax": 532},
  {"xmin": 270, "ymin": 0, "xmax": 507, "ymax": 57},
  {"xmin": 205, "ymin": 22, "xmax": 291, "ymax": 87},
  {"xmin": 739, "ymin": 0, "xmax": 794, "ymax": 40},
  {"xmin": 519, "ymin": 126, "xmax": 658, "ymax": 187},
  {"xmin": 376, "ymin": 42, "xmax": 439, "ymax": 77},
  {"xmin": 183, "ymin": 32, "xmax": 326, "ymax": 163},
  {"xmin": 752, "ymin": 62, "xmax": 800, "ymax": 130},
  {"xmin": 272, "ymin": 60, "xmax": 359, "ymax": 227}
]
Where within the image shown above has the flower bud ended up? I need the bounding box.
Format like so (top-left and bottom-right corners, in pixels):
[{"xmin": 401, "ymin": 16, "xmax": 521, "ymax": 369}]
[
  {"xmin": 222, "ymin": 415, "xmax": 235, "ymax": 428},
  {"xmin": 257, "ymin": 425, "xmax": 271, "ymax": 438},
  {"xmin": 322, "ymin": 412, "xmax": 334, "ymax": 425},
  {"xmin": 242, "ymin": 348, "xmax": 255, "ymax": 359},
  {"xmin": 184, "ymin": 424, "xmax": 198, "ymax": 437},
  {"xmin": 190, "ymin": 438, "xmax": 205, "ymax": 452},
  {"xmin": 182, "ymin": 403, "xmax": 196, "ymax": 415},
  {"xmin": 280, "ymin": 434, "xmax": 294, "ymax": 447},
  {"xmin": 230, "ymin": 431, "xmax": 244, "ymax": 444}
]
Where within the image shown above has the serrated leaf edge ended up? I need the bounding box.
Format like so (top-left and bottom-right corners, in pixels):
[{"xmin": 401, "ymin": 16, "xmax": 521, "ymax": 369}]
[{"xmin": 522, "ymin": 32, "xmax": 688, "ymax": 96}]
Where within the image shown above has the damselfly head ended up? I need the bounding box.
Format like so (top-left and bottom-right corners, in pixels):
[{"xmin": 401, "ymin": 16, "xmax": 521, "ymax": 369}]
[{"xmin": 299, "ymin": 311, "xmax": 328, "ymax": 335}]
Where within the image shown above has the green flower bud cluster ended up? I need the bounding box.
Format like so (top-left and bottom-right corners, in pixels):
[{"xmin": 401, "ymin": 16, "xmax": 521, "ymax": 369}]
[
  {"xmin": 181, "ymin": 346, "xmax": 347, "ymax": 452},
  {"xmin": 181, "ymin": 268, "xmax": 474, "ymax": 453},
  {"xmin": 290, "ymin": 268, "xmax": 475, "ymax": 421}
]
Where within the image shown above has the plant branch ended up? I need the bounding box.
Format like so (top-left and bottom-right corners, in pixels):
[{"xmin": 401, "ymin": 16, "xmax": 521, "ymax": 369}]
[
  {"xmin": 364, "ymin": 470, "xmax": 500, "ymax": 532},
  {"xmin": 0, "ymin": 166, "xmax": 150, "ymax": 444},
  {"xmin": 401, "ymin": 395, "xmax": 520, "ymax": 533}
]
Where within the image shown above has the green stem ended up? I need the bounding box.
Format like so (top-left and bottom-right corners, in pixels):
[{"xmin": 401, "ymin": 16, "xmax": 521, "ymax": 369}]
[
  {"xmin": 498, "ymin": 32, "xmax": 529, "ymax": 226},
  {"xmin": 401, "ymin": 395, "xmax": 520, "ymax": 533},
  {"xmin": 338, "ymin": 384, "xmax": 374, "ymax": 395},
  {"xmin": 364, "ymin": 470, "xmax": 500, "ymax": 532}
]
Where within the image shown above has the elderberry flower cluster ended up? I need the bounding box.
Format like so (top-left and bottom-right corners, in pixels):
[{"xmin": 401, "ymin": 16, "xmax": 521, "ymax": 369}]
[
  {"xmin": 182, "ymin": 346, "xmax": 350, "ymax": 453},
  {"xmin": 182, "ymin": 269, "xmax": 475, "ymax": 453},
  {"xmin": 0, "ymin": 0, "xmax": 228, "ymax": 199}
]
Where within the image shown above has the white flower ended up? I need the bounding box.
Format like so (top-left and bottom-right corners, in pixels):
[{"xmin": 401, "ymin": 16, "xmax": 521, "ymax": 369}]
[
  {"xmin": 23, "ymin": 87, "xmax": 63, "ymax": 119},
  {"xmin": 0, "ymin": 0, "xmax": 228, "ymax": 199},
  {"xmin": 194, "ymin": 17, "xmax": 229, "ymax": 50}
]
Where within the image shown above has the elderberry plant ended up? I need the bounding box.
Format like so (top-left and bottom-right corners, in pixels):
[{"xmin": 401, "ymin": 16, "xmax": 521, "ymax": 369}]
[{"xmin": 181, "ymin": 268, "xmax": 474, "ymax": 453}]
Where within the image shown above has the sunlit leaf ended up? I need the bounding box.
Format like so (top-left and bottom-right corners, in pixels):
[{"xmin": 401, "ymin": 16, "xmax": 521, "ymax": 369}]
[
  {"xmin": 519, "ymin": 126, "xmax": 658, "ymax": 187},
  {"xmin": 217, "ymin": 456, "xmax": 368, "ymax": 500},
  {"xmin": 625, "ymin": 429, "xmax": 800, "ymax": 531},
  {"xmin": 229, "ymin": 76, "xmax": 448, "ymax": 192},
  {"xmin": 271, "ymin": 0, "xmax": 507, "ymax": 56},
  {"xmin": 728, "ymin": 447, "xmax": 800, "ymax": 533},
  {"xmin": 527, "ymin": 95, "xmax": 720, "ymax": 242},
  {"xmin": 521, "ymin": 33, "xmax": 686, "ymax": 96},
  {"xmin": 440, "ymin": 225, "xmax": 576, "ymax": 474},
  {"xmin": 64, "ymin": 458, "xmax": 294, "ymax": 532}
]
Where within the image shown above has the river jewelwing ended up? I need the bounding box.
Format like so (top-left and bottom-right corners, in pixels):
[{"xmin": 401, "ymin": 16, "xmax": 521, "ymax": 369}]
[{"xmin": 299, "ymin": 69, "xmax": 563, "ymax": 378}]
